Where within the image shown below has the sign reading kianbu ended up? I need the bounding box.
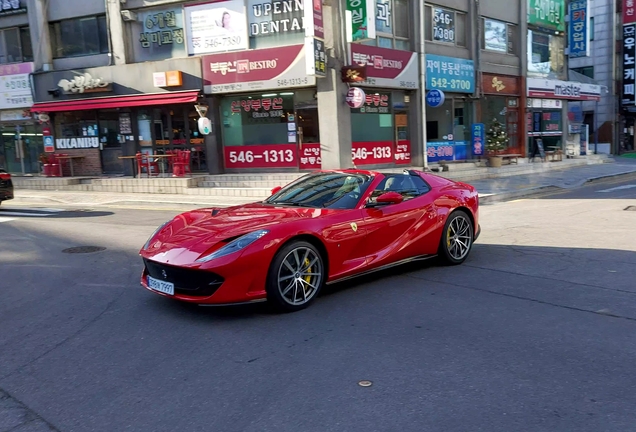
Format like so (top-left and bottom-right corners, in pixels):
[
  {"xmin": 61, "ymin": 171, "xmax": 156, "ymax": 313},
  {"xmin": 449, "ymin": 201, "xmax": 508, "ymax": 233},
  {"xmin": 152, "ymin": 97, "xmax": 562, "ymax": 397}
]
[{"xmin": 56, "ymin": 137, "xmax": 100, "ymax": 149}]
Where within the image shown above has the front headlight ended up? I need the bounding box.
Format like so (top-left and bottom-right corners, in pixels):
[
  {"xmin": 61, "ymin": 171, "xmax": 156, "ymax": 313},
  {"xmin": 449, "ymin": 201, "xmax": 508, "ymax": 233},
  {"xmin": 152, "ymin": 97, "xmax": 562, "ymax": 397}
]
[
  {"xmin": 196, "ymin": 229, "xmax": 269, "ymax": 263},
  {"xmin": 143, "ymin": 220, "xmax": 170, "ymax": 250}
]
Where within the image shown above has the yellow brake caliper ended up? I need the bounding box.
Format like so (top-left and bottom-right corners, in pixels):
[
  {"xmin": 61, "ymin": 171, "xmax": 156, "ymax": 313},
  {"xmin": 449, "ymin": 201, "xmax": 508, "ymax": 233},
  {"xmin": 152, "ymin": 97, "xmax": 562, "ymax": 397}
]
[
  {"xmin": 304, "ymin": 258, "xmax": 312, "ymax": 284},
  {"xmin": 447, "ymin": 227, "xmax": 452, "ymax": 248}
]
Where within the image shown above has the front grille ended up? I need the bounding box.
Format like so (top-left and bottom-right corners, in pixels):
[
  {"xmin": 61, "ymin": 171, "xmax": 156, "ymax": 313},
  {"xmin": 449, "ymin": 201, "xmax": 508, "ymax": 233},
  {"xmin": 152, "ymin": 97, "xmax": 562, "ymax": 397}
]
[{"xmin": 144, "ymin": 259, "xmax": 224, "ymax": 297}]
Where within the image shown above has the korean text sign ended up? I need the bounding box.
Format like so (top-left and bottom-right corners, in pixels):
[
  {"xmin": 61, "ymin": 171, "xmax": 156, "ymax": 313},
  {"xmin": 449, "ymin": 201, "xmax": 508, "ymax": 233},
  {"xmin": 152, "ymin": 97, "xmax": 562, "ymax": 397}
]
[
  {"xmin": 471, "ymin": 124, "xmax": 485, "ymax": 156},
  {"xmin": 425, "ymin": 54, "xmax": 474, "ymax": 93},
  {"xmin": 568, "ymin": 0, "xmax": 589, "ymax": 58},
  {"xmin": 624, "ymin": 0, "xmax": 636, "ymax": 25},
  {"xmin": 347, "ymin": 0, "xmax": 375, "ymax": 41},
  {"xmin": 528, "ymin": 0, "xmax": 565, "ymax": 32},
  {"xmin": 623, "ymin": 24, "xmax": 636, "ymax": 106}
]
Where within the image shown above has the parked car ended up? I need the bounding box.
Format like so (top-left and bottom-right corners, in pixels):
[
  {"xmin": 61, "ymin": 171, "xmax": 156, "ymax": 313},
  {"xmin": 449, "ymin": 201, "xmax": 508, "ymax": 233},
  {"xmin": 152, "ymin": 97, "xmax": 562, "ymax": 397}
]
[
  {"xmin": 0, "ymin": 169, "xmax": 13, "ymax": 205},
  {"xmin": 139, "ymin": 169, "xmax": 480, "ymax": 312}
]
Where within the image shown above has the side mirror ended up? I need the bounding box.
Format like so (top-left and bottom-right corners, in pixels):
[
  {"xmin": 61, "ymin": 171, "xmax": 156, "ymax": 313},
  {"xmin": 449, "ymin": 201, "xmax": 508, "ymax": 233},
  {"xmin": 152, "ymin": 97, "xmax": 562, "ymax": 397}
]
[
  {"xmin": 271, "ymin": 186, "xmax": 282, "ymax": 195},
  {"xmin": 375, "ymin": 191, "xmax": 403, "ymax": 205}
]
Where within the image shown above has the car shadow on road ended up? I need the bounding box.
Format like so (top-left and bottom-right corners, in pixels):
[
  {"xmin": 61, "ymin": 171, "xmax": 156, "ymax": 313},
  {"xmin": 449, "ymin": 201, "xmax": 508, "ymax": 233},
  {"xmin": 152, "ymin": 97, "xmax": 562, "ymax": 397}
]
[{"xmin": 0, "ymin": 207, "xmax": 114, "ymax": 218}]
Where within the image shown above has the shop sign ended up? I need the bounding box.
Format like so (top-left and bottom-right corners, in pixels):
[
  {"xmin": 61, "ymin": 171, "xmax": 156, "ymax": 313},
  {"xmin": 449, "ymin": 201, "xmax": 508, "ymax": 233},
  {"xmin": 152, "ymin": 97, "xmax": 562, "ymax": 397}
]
[
  {"xmin": 0, "ymin": 109, "xmax": 31, "ymax": 121},
  {"xmin": 346, "ymin": 87, "xmax": 366, "ymax": 108},
  {"xmin": 152, "ymin": 71, "xmax": 183, "ymax": 87},
  {"xmin": 305, "ymin": 37, "xmax": 326, "ymax": 77},
  {"xmin": 299, "ymin": 143, "xmax": 322, "ymax": 170},
  {"xmin": 395, "ymin": 141, "xmax": 411, "ymax": 164},
  {"xmin": 528, "ymin": 0, "xmax": 565, "ymax": 32},
  {"xmin": 376, "ymin": 0, "xmax": 392, "ymax": 35},
  {"xmin": 0, "ymin": 62, "xmax": 33, "ymax": 109},
  {"xmin": 248, "ymin": 0, "xmax": 305, "ymax": 46},
  {"xmin": 202, "ymin": 44, "xmax": 315, "ymax": 93},
  {"xmin": 0, "ymin": 0, "xmax": 26, "ymax": 16},
  {"xmin": 225, "ymin": 144, "xmax": 297, "ymax": 168},
  {"xmin": 623, "ymin": 24, "xmax": 636, "ymax": 106},
  {"xmin": 346, "ymin": 0, "xmax": 376, "ymax": 41},
  {"xmin": 305, "ymin": 0, "xmax": 325, "ymax": 40},
  {"xmin": 55, "ymin": 137, "xmax": 100, "ymax": 150},
  {"xmin": 527, "ymin": 77, "xmax": 600, "ymax": 101},
  {"xmin": 184, "ymin": 0, "xmax": 249, "ymax": 55},
  {"xmin": 541, "ymin": 111, "xmax": 562, "ymax": 135},
  {"xmin": 350, "ymin": 92, "xmax": 390, "ymax": 113},
  {"xmin": 198, "ymin": 117, "xmax": 212, "ymax": 135},
  {"xmin": 350, "ymin": 44, "xmax": 418, "ymax": 89},
  {"xmin": 471, "ymin": 123, "xmax": 485, "ymax": 156},
  {"xmin": 427, "ymin": 141, "xmax": 469, "ymax": 163},
  {"xmin": 432, "ymin": 7, "xmax": 455, "ymax": 44},
  {"xmin": 58, "ymin": 73, "xmax": 111, "ymax": 94},
  {"xmin": 352, "ymin": 141, "xmax": 393, "ymax": 165},
  {"xmin": 43, "ymin": 135, "xmax": 55, "ymax": 153},
  {"xmin": 426, "ymin": 89, "xmax": 445, "ymax": 107},
  {"xmin": 624, "ymin": 0, "xmax": 636, "ymax": 25},
  {"xmin": 425, "ymin": 54, "xmax": 474, "ymax": 93},
  {"xmin": 568, "ymin": 0, "xmax": 590, "ymax": 58},
  {"xmin": 481, "ymin": 74, "xmax": 519, "ymax": 95},
  {"xmin": 135, "ymin": 7, "xmax": 186, "ymax": 62},
  {"xmin": 341, "ymin": 65, "xmax": 367, "ymax": 83}
]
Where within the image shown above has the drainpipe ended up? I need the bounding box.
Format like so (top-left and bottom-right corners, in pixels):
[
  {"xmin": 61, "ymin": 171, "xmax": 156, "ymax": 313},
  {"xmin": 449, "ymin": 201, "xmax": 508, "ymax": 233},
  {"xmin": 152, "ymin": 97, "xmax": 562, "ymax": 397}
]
[{"xmin": 418, "ymin": 0, "xmax": 428, "ymax": 170}]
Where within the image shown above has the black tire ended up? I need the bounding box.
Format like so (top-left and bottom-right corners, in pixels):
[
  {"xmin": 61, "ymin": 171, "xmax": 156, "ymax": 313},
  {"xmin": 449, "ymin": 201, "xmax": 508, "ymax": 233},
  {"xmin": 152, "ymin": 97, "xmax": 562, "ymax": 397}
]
[
  {"xmin": 266, "ymin": 240, "xmax": 325, "ymax": 312},
  {"xmin": 437, "ymin": 210, "xmax": 474, "ymax": 265}
]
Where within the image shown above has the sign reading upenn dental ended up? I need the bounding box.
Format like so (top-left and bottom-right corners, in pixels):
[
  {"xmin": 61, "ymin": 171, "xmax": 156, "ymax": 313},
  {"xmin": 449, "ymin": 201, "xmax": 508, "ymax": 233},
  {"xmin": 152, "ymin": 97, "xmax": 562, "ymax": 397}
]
[
  {"xmin": 55, "ymin": 137, "xmax": 100, "ymax": 150},
  {"xmin": 527, "ymin": 77, "xmax": 601, "ymax": 101},
  {"xmin": 202, "ymin": 44, "xmax": 315, "ymax": 94},
  {"xmin": 350, "ymin": 44, "xmax": 418, "ymax": 89}
]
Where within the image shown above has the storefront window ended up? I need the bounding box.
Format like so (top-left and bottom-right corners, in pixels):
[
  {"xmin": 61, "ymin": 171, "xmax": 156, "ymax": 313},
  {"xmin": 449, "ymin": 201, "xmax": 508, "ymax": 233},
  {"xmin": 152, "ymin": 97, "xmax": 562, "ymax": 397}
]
[
  {"xmin": 57, "ymin": 111, "xmax": 98, "ymax": 138},
  {"xmin": 426, "ymin": 98, "xmax": 471, "ymax": 162},
  {"xmin": 221, "ymin": 93, "xmax": 295, "ymax": 146},
  {"xmin": 527, "ymin": 29, "xmax": 565, "ymax": 78},
  {"xmin": 0, "ymin": 124, "xmax": 42, "ymax": 174}
]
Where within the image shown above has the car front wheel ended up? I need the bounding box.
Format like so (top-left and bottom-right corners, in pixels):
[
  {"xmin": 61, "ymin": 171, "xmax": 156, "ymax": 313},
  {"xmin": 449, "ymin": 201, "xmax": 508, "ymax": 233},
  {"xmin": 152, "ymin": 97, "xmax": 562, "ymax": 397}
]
[
  {"xmin": 438, "ymin": 210, "xmax": 474, "ymax": 265},
  {"xmin": 266, "ymin": 240, "xmax": 325, "ymax": 312}
]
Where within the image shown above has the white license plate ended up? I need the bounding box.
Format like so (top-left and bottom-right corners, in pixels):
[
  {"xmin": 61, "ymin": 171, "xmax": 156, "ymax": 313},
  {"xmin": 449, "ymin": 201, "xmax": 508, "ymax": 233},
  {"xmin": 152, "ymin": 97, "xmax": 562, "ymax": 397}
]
[{"xmin": 147, "ymin": 276, "xmax": 174, "ymax": 295}]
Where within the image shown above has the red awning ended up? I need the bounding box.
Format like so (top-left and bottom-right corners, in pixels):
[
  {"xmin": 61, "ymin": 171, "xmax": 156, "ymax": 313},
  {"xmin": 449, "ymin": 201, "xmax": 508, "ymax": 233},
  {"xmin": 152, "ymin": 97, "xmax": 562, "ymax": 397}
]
[{"xmin": 30, "ymin": 90, "xmax": 201, "ymax": 112}]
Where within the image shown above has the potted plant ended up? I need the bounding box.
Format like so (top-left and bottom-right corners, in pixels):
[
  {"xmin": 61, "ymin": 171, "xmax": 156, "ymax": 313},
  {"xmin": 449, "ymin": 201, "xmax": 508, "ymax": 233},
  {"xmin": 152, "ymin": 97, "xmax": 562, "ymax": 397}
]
[{"xmin": 485, "ymin": 118, "xmax": 508, "ymax": 167}]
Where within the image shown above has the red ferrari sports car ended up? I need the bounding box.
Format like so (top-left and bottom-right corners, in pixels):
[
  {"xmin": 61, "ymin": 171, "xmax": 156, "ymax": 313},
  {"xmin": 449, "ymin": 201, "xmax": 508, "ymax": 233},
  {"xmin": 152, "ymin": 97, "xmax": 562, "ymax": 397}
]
[{"xmin": 139, "ymin": 169, "xmax": 480, "ymax": 312}]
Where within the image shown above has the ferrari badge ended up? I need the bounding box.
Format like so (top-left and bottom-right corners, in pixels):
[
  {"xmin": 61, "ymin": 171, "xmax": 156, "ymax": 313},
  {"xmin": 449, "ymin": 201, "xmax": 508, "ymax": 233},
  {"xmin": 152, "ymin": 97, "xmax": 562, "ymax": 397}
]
[{"xmin": 350, "ymin": 222, "xmax": 358, "ymax": 232}]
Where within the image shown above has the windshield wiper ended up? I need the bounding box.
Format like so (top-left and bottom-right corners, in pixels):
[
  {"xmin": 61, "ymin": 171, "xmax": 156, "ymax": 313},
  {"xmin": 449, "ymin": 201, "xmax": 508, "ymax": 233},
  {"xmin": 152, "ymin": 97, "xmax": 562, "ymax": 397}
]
[{"xmin": 269, "ymin": 201, "xmax": 308, "ymax": 207}]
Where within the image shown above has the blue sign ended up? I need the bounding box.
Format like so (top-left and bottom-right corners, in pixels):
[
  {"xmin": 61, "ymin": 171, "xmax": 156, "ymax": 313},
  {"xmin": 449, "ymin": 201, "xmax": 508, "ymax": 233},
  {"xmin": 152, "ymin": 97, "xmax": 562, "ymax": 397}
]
[
  {"xmin": 471, "ymin": 123, "xmax": 485, "ymax": 156},
  {"xmin": 569, "ymin": 0, "xmax": 589, "ymax": 58},
  {"xmin": 425, "ymin": 54, "xmax": 475, "ymax": 93},
  {"xmin": 43, "ymin": 135, "xmax": 55, "ymax": 152},
  {"xmin": 427, "ymin": 141, "xmax": 468, "ymax": 163},
  {"xmin": 426, "ymin": 89, "xmax": 445, "ymax": 107}
]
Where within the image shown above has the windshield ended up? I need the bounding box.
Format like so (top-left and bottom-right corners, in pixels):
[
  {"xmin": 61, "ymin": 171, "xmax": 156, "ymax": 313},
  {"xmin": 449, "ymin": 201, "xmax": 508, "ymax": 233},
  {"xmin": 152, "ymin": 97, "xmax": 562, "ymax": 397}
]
[{"xmin": 265, "ymin": 173, "xmax": 373, "ymax": 209}]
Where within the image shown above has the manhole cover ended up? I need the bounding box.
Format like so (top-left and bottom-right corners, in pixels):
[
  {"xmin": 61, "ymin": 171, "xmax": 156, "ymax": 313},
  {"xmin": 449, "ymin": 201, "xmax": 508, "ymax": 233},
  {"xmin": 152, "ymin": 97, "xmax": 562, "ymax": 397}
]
[
  {"xmin": 62, "ymin": 246, "xmax": 106, "ymax": 254},
  {"xmin": 625, "ymin": 206, "xmax": 636, "ymax": 211}
]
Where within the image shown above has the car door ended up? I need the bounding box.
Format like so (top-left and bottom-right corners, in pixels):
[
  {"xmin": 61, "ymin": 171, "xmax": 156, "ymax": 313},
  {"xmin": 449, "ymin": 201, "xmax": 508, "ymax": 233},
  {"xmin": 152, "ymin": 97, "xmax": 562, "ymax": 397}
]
[
  {"xmin": 360, "ymin": 174, "xmax": 438, "ymax": 268},
  {"xmin": 320, "ymin": 209, "xmax": 369, "ymax": 280}
]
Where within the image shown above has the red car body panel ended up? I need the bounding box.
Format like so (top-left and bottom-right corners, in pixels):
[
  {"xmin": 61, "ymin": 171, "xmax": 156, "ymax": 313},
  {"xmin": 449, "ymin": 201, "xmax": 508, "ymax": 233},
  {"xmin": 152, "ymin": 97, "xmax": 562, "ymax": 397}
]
[{"xmin": 139, "ymin": 169, "xmax": 479, "ymax": 305}]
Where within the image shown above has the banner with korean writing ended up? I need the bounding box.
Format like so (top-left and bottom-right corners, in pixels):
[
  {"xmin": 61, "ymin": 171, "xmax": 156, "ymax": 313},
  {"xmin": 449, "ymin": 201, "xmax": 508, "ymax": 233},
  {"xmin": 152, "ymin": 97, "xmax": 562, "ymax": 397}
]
[
  {"xmin": 568, "ymin": 0, "xmax": 589, "ymax": 58},
  {"xmin": 624, "ymin": 0, "xmax": 636, "ymax": 25},
  {"xmin": 299, "ymin": 143, "xmax": 322, "ymax": 170},
  {"xmin": 132, "ymin": 7, "xmax": 186, "ymax": 62},
  {"xmin": 528, "ymin": 0, "xmax": 565, "ymax": 32},
  {"xmin": 0, "ymin": 62, "xmax": 33, "ymax": 109},
  {"xmin": 347, "ymin": 0, "xmax": 375, "ymax": 41},
  {"xmin": 471, "ymin": 124, "xmax": 485, "ymax": 156},
  {"xmin": 184, "ymin": 0, "xmax": 249, "ymax": 55},
  {"xmin": 376, "ymin": 0, "xmax": 392, "ymax": 34},
  {"xmin": 427, "ymin": 142, "xmax": 469, "ymax": 163},
  {"xmin": 623, "ymin": 24, "xmax": 636, "ymax": 106},
  {"xmin": 350, "ymin": 92, "xmax": 391, "ymax": 113},
  {"xmin": 425, "ymin": 54, "xmax": 474, "ymax": 93}
]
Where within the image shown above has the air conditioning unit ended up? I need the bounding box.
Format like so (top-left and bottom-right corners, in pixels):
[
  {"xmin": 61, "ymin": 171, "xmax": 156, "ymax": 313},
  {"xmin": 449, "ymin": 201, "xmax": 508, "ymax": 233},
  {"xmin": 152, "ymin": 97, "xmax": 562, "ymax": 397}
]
[{"xmin": 121, "ymin": 10, "xmax": 137, "ymax": 21}]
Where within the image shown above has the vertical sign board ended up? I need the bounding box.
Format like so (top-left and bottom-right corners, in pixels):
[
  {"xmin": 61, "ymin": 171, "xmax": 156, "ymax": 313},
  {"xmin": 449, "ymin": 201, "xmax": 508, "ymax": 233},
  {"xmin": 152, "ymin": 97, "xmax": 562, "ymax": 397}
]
[
  {"xmin": 471, "ymin": 123, "xmax": 485, "ymax": 156},
  {"xmin": 624, "ymin": 0, "xmax": 636, "ymax": 25},
  {"xmin": 623, "ymin": 24, "xmax": 636, "ymax": 107},
  {"xmin": 568, "ymin": 0, "xmax": 589, "ymax": 58},
  {"xmin": 346, "ymin": 0, "xmax": 376, "ymax": 41}
]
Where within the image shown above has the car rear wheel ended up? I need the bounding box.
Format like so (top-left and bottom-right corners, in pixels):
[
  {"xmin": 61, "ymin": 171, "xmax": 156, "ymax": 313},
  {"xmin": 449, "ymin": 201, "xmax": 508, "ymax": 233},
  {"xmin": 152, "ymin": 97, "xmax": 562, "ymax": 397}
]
[
  {"xmin": 438, "ymin": 210, "xmax": 473, "ymax": 265},
  {"xmin": 266, "ymin": 241, "xmax": 324, "ymax": 312}
]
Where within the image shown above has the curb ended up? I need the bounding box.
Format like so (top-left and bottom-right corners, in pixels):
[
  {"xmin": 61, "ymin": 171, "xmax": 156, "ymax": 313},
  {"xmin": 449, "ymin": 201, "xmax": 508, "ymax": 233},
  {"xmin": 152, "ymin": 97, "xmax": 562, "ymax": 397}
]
[{"xmin": 478, "ymin": 170, "xmax": 636, "ymax": 204}]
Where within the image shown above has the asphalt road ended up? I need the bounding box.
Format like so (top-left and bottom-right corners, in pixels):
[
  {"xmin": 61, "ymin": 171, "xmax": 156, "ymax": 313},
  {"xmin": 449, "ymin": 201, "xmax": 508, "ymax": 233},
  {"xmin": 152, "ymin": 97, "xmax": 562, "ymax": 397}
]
[{"xmin": 1, "ymin": 177, "xmax": 636, "ymax": 432}]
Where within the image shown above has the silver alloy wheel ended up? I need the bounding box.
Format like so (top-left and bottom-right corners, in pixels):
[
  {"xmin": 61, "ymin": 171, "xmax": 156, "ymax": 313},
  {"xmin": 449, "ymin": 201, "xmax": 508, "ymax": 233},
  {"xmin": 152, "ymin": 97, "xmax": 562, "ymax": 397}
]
[
  {"xmin": 446, "ymin": 214, "xmax": 472, "ymax": 261},
  {"xmin": 277, "ymin": 247, "xmax": 323, "ymax": 306}
]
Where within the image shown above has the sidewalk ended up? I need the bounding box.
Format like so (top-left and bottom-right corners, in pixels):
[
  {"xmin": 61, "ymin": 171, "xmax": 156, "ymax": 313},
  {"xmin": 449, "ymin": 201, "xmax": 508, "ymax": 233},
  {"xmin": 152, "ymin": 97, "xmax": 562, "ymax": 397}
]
[{"xmin": 9, "ymin": 156, "xmax": 636, "ymax": 209}]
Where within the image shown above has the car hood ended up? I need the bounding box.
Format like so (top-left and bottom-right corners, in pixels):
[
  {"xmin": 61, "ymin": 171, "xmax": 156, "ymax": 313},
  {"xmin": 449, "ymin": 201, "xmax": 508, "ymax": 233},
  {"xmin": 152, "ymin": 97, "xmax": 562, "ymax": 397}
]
[{"xmin": 142, "ymin": 203, "xmax": 335, "ymax": 265}]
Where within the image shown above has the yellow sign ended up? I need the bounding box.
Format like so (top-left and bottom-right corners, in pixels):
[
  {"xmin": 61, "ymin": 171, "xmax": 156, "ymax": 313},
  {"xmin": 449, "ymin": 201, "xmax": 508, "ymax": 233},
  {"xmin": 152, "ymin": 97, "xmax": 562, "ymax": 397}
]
[
  {"xmin": 491, "ymin": 76, "xmax": 506, "ymax": 92},
  {"xmin": 350, "ymin": 222, "xmax": 358, "ymax": 232}
]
